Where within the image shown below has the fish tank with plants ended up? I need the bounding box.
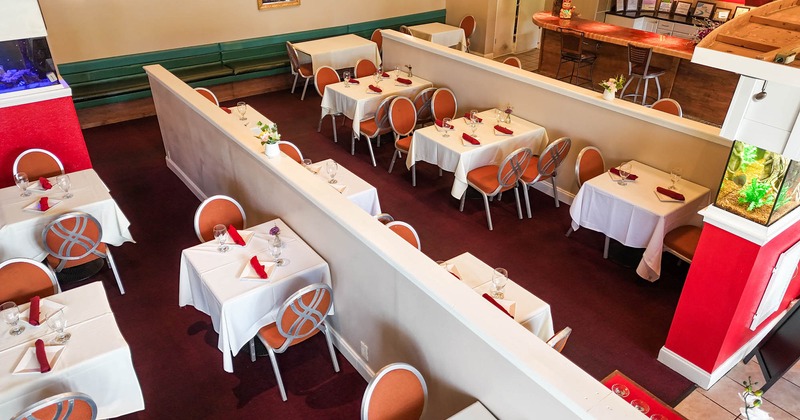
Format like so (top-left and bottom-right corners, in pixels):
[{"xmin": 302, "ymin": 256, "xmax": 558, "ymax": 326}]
[
  {"xmin": 0, "ymin": 36, "xmax": 59, "ymax": 95},
  {"xmin": 715, "ymin": 140, "xmax": 800, "ymax": 226}
]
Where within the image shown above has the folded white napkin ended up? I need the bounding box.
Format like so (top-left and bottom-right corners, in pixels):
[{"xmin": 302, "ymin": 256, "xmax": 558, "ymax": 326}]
[
  {"xmin": 306, "ymin": 163, "xmax": 323, "ymax": 174},
  {"xmin": 443, "ymin": 263, "xmax": 461, "ymax": 279},
  {"xmin": 494, "ymin": 298, "xmax": 517, "ymax": 317},
  {"xmin": 330, "ymin": 184, "xmax": 347, "ymax": 193}
]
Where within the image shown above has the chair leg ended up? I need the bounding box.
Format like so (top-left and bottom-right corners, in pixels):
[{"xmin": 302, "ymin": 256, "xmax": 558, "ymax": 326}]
[
  {"xmin": 388, "ymin": 151, "xmax": 398, "ymax": 173},
  {"xmin": 439, "ymin": 168, "xmax": 443, "ymax": 177},
  {"xmin": 619, "ymin": 77, "xmax": 633, "ymax": 99},
  {"xmin": 332, "ymin": 116, "xmax": 338, "ymax": 143},
  {"xmin": 291, "ymin": 74, "xmax": 299, "ymax": 94},
  {"xmin": 317, "ymin": 116, "xmax": 324, "ymax": 132},
  {"xmin": 351, "ymin": 133, "xmax": 357, "ymax": 155},
  {"xmin": 565, "ymin": 227, "xmax": 574, "ymax": 237},
  {"xmin": 323, "ymin": 323, "xmax": 340, "ymax": 372},
  {"xmin": 301, "ymin": 79, "xmax": 310, "ymax": 101},
  {"xmin": 551, "ymin": 177, "xmax": 559, "ymax": 208},
  {"xmin": 249, "ymin": 339, "xmax": 256, "ymax": 362},
  {"xmin": 523, "ymin": 184, "xmax": 532, "ymax": 219},
  {"xmin": 655, "ymin": 77, "xmax": 662, "ymax": 102},
  {"xmin": 105, "ymin": 249, "xmax": 125, "ymax": 295},
  {"xmin": 459, "ymin": 191, "xmax": 467, "ymax": 211},
  {"xmin": 603, "ymin": 236, "xmax": 610, "ymax": 259},
  {"xmin": 412, "ymin": 165, "xmax": 416, "ymax": 186},
  {"xmin": 642, "ymin": 78, "xmax": 650, "ymax": 105},
  {"xmin": 555, "ymin": 59, "xmax": 564, "ymax": 81},
  {"xmin": 514, "ymin": 187, "xmax": 523, "ymax": 220},
  {"xmin": 367, "ymin": 137, "xmax": 376, "ymax": 167},
  {"xmin": 482, "ymin": 194, "xmax": 493, "ymax": 231},
  {"xmin": 268, "ymin": 347, "xmax": 288, "ymax": 401}
]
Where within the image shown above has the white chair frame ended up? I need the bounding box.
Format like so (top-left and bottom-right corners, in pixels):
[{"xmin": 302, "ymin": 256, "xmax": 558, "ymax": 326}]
[
  {"xmin": 566, "ymin": 146, "xmax": 609, "ymax": 256},
  {"xmin": 0, "ymin": 257, "xmax": 61, "ymax": 297},
  {"xmin": 194, "ymin": 87, "xmax": 219, "ymax": 106},
  {"xmin": 387, "ymin": 97, "xmax": 418, "ymax": 186},
  {"xmin": 547, "ymin": 326, "xmax": 573, "ymax": 353},
  {"xmin": 361, "ymin": 363, "xmax": 428, "ymax": 420},
  {"xmin": 522, "ymin": 137, "xmax": 571, "ymax": 219},
  {"xmin": 13, "ymin": 391, "xmax": 98, "ymax": 420},
  {"xmin": 651, "ymin": 98, "xmax": 683, "ymax": 117},
  {"xmin": 355, "ymin": 95, "xmax": 395, "ymax": 167},
  {"xmin": 315, "ymin": 65, "xmax": 343, "ymax": 144},
  {"xmin": 193, "ymin": 195, "xmax": 247, "ymax": 243},
  {"xmin": 430, "ymin": 88, "xmax": 458, "ymax": 121},
  {"xmin": 276, "ymin": 141, "xmax": 304, "ymax": 162},
  {"xmin": 13, "ymin": 148, "xmax": 64, "ymax": 178},
  {"xmin": 385, "ymin": 221, "xmax": 421, "ymax": 251},
  {"xmin": 286, "ymin": 41, "xmax": 312, "ymax": 100}
]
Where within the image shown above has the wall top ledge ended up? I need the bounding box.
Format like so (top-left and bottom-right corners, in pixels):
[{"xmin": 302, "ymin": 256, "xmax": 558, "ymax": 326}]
[{"xmin": 700, "ymin": 204, "xmax": 800, "ymax": 245}]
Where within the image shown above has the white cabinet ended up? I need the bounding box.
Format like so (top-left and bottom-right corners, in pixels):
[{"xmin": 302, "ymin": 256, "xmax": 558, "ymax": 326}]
[
  {"xmin": 671, "ymin": 22, "xmax": 696, "ymax": 39},
  {"xmin": 604, "ymin": 13, "xmax": 637, "ymax": 28},
  {"xmin": 604, "ymin": 13, "xmax": 696, "ymax": 39},
  {"xmin": 643, "ymin": 17, "xmax": 658, "ymax": 32}
]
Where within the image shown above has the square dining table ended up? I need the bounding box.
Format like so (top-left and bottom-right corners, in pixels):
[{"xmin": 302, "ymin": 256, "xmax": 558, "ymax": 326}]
[
  {"xmin": 408, "ymin": 23, "xmax": 467, "ymax": 51},
  {"xmin": 0, "ymin": 168, "xmax": 134, "ymax": 261},
  {"xmin": 305, "ymin": 159, "xmax": 382, "ymax": 216},
  {"xmin": 293, "ymin": 34, "xmax": 381, "ymax": 74},
  {"xmin": 407, "ymin": 109, "xmax": 550, "ymax": 199},
  {"xmin": 179, "ymin": 218, "xmax": 332, "ymax": 372},
  {"xmin": 569, "ymin": 161, "xmax": 711, "ymax": 281},
  {"xmin": 0, "ymin": 282, "xmax": 144, "ymax": 419}
]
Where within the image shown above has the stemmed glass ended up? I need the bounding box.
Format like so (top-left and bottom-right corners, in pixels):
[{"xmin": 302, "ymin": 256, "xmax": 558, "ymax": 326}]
[
  {"xmin": 469, "ymin": 109, "xmax": 480, "ymax": 139},
  {"xmin": 14, "ymin": 172, "xmax": 30, "ymax": 197},
  {"xmin": 394, "ymin": 65, "xmax": 400, "ymax": 78},
  {"xmin": 495, "ymin": 109, "xmax": 503, "ymax": 125},
  {"xmin": 442, "ymin": 117, "xmax": 452, "ymax": 138},
  {"xmin": 343, "ymin": 71, "xmax": 351, "ymax": 88},
  {"xmin": 611, "ymin": 384, "xmax": 630, "ymax": 398},
  {"xmin": 326, "ymin": 160, "xmax": 338, "ymax": 184},
  {"xmin": 270, "ymin": 238, "xmax": 286, "ymax": 266},
  {"xmin": 631, "ymin": 399, "xmax": 650, "ymax": 414},
  {"xmin": 669, "ymin": 167, "xmax": 682, "ymax": 190},
  {"xmin": 1, "ymin": 301, "xmax": 25, "ymax": 336},
  {"xmin": 213, "ymin": 224, "xmax": 229, "ymax": 253},
  {"xmin": 56, "ymin": 174, "xmax": 73, "ymax": 199},
  {"xmin": 46, "ymin": 309, "xmax": 71, "ymax": 344},
  {"xmin": 236, "ymin": 101, "xmax": 248, "ymax": 121},
  {"xmin": 616, "ymin": 162, "xmax": 632, "ymax": 186},
  {"xmin": 491, "ymin": 268, "xmax": 508, "ymax": 299},
  {"xmin": 373, "ymin": 71, "xmax": 383, "ymax": 85}
]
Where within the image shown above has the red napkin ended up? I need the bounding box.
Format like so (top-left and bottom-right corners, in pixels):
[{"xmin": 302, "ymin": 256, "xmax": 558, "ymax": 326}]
[
  {"xmin": 35, "ymin": 339, "xmax": 51, "ymax": 373},
  {"xmin": 464, "ymin": 113, "xmax": 482, "ymax": 123},
  {"xmin": 656, "ymin": 187, "xmax": 685, "ymax": 201},
  {"xmin": 39, "ymin": 197, "xmax": 49, "ymax": 211},
  {"xmin": 220, "ymin": 106, "xmax": 232, "ymax": 114},
  {"xmin": 462, "ymin": 133, "xmax": 480, "ymax": 145},
  {"xmin": 494, "ymin": 125, "xmax": 513, "ymax": 135},
  {"xmin": 38, "ymin": 177, "xmax": 52, "ymax": 190},
  {"xmin": 29, "ymin": 296, "xmax": 40, "ymax": 326},
  {"xmin": 435, "ymin": 119, "xmax": 453, "ymax": 129},
  {"xmin": 609, "ymin": 167, "xmax": 638, "ymax": 180},
  {"xmin": 227, "ymin": 225, "xmax": 246, "ymax": 246},
  {"xmin": 368, "ymin": 85, "xmax": 382, "ymax": 93},
  {"xmin": 249, "ymin": 256, "xmax": 268, "ymax": 279},
  {"xmin": 396, "ymin": 77, "xmax": 412, "ymax": 85},
  {"xmin": 381, "ymin": 72, "xmax": 390, "ymax": 77},
  {"xmin": 347, "ymin": 78, "xmax": 360, "ymax": 84},
  {"xmin": 482, "ymin": 293, "xmax": 514, "ymax": 318}
]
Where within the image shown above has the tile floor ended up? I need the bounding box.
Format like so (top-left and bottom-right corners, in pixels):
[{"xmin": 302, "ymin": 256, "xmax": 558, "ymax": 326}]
[{"xmin": 493, "ymin": 48, "xmax": 541, "ymax": 72}]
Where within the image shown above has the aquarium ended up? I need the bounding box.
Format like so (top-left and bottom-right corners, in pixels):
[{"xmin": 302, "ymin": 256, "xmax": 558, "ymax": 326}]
[
  {"xmin": 0, "ymin": 36, "xmax": 58, "ymax": 95},
  {"xmin": 715, "ymin": 140, "xmax": 800, "ymax": 226}
]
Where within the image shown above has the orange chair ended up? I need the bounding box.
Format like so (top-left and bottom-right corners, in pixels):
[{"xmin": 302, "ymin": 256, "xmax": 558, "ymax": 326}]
[
  {"xmin": 42, "ymin": 212, "xmax": 125, "ymax": 295},
  {"xmin": 651, "ymin": 98, "xmax": 683, "ymax": 117},
  {"xmin": 520, "ymin": 137, "xmax": 572, "ymax": 218},
  {"xmin": 13, "ymin": 149, "xmax": 64, "ymax": 179},
  {"xmin": 387, "ymin": 97, "xmax": 418, "ymax": 185},
  {"xmin": 361, "ymin": 363, "xmax": 427, "ymax": 420},
  {"xmin": 277, "ymin": 141, "xmax": 304, "ymax": 164},
  {"xmin": 386, "ymin": 221, "xmax": 421, "ymax": 250},
  {"xmin": 430, "ymin": 88, "xmax": 457, "ymax": 121},
  {"xmin": 0, "ymin": 258, "xmax": 60, "ymax": 305},
  {"xmin": 12, "ymin": 392, "xmax": 97, "ymax": 420},
  {"xmin": 565, "ymin": 146, "xmax": 608, "ymax": 254},
  {"xmin": 356, "ymin": 95, "xmax": 396, "ymax": 167},
  {"xmin": 412, "ymin": 87, "xmax": 436, "ymax": 128},
  {"xmin": 355, "ymin": 59, "xmax": 378, "ymax": 79},
  {"xmin": 460, "ymin": 148, "xmax": 533, "ymax": 231},
  {"xmin": 249, "ymin": 283, "xmax": 339, "ymax": 401},
  {"xmin": 371, "ymin": 29, "xmax": 383, "ymax": 55},
  {"xmin": 286, "ymin": 41, "xmax": 314, "ymax": 100},
  {"xmin": 663, "ymin": 225, "xmax": 702, "ymax": 263},
  {"xmin": 459, "ymin": 15, "xmax": 477, "ymax": 52},
  {"xmin": 193, "ymin": 195, "xmax": 247, "ymax": 242},
  {"xmin": 194, "ymin": 87, "xmax": 219, "ymax": 106},
  {"xmin": 546, "ymin": 327, "xmax": 573, "ymax": 353},
  {"xmin": 502, "ymin": 56, "xmax": 523, "ymax": 68},
  {"xmin": 315, "ymin": 66, "xmax": 344, "ymax": 144}
]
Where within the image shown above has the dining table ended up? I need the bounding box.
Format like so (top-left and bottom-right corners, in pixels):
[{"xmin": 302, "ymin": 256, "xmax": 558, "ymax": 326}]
[
  {"xmin": 407, "ymin": 109, "xmax": 550, "ymax": 199},
  {"xmin": 569, "ymin": 161, "xmax": 711, "ymax": 281},
  {"xmin": 305, "ymin": 159, "xmax": 382, "ymax": 216},
  {"xmin": 448, "ymin": 401, "xmax": 498, "ymax": 419},
  {"xmin": 178, "ymin": 218, "xmax": 332, "ymax": 372},
  {"xmin": 408, "ymin": 23, "xmax": 468, "ymax": 51},
  {"xmin": 292, "ymin": 34, "xmax": 382, "ymax": 74},
  {"xmin": 0, "ymin": 168, "xmax": 134, "ymax": 261},
  {"xmin": 0, "ymin": 282, "xmax": 144, "ymax": 419}
]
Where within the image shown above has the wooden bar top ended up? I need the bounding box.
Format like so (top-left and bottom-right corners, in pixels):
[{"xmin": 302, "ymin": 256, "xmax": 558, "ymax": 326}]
[{"xmin": 533, "ymin": 12, "xmax": 697, "ymax": 60}]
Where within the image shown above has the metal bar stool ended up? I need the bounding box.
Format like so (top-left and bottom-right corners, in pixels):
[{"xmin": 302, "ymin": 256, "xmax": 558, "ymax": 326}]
[
  {"xmin": 555, "ymin": 28, "xmax": 597, "ymax": 88},
  {"xmin": 619, "ymin": 44, "xmax": 666, "ymax": 106}
]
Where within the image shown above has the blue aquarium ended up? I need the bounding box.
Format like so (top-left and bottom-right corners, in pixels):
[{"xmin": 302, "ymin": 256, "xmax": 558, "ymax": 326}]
[{"xmin": 0, "ymin": 36, "xmax": 59, "ymax": 95}]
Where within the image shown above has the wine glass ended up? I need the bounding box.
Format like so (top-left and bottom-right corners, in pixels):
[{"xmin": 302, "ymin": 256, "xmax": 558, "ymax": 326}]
[
  {"xmin": 491, "ymin": 268, "xmax": 508, "ymax": 299},
  {"xmin": 56, "ymin": 174, "xmax": 73, "ymax": 199},
  {"xmin": 46, "ymin": 309, "xmax": 71, "ymax": 344},
  {"xmin": 611, "ymin": 384, "xmax": 630, "ymax": 398},
  {"xmin": 394, "ymin": 65, "xmax": 400, "ymax": 78},
  {"xmin": 617, "ymin": 162, "xmax": 632, "ymax": 186},
  {"xmin": 649, "ymin": 414, "xmax": 667, "ymax": 420},
  {"xmin": 326, "ymin": 160, "xmax": 338, "ymax": 184},
  {"xmin": 236, "ymin": 101, "xmax": 247, "ymax": 121},
  {"xmin": 14, "ymin": 172, "xmax": 30, "ymax": 197},
  {"xmin": 442, "ymin": 118, "xmax": 452, "ymax": 138},
  {"xmin": 631, "ymin": 399, "xmax": 650, "ymax": 414},
  {"xmin": 213, "ymin": 224, "xmax": 229, "ymax": 253},
  {"xmin": 469, "ymin": 109, "xmax": 480, "ymax": 139},
  {"xmin": 0, "ymin": 301, "xmax": 24, "ymax": 336},
  {"xmin": 669, "ymin": 167, "xmax": 683, "ymax": 190},
  {"xmin": 343, "ymin": 71, "xmax": 351, "ymax": 88},
  {"xmin": 495, "ymin": 109, "xmax": 503, "ymax": 125},
  {"xmin": 270, "ymin": 238, "xmax": 286, "ymax": 266},
  {"xmin": 373, "ymin": 71, "xmax": 382, "ymax": 85}
]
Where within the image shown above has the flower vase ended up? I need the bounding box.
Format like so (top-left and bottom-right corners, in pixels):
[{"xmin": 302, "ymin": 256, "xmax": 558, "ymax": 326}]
[
  {"xmin": 265, "ymin": 143, "xmax": 280, "ymax": 158},
  {"xmin": 603, "ymin": 89, "xmax": 615, "ymax": 101}
]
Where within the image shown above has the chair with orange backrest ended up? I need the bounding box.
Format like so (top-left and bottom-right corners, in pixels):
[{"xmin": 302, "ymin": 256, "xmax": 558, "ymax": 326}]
[
  {"xmin": 546, "ymin": 327, "xmax": 573, "ymax": 353},
  {"xmin": 651, "ymin": 98, "xmax": 683, "ymax": 117},
  {"xmin": 354, "ymin": 59, "xmax": 378, "ymax": 79},
  {"xmin": 194, "ymin": 87, "xmax": 219, "ymax": 106},
  {"xmin": 286, "ymin": 41, "xmax": 314, "ymax": 100},
  {"xmin": 315, "ymin": 65, "xmax": 344, "ymax": 144},
  {"xmin": 355, "ymin": 95, "xmax": 396, "ymax": 167},
  {"xmin": 386, "ymin": 221, "xmax": 421, "ymax": 250},
  {"xmin": 193, "ymin": 195, "xmax": 247, "ymax": 243},
  {"xmin": 371, "ymin": 29, "xmax": 383, "ymax": 56},
  {"xmin": 460, "ymin": 148, "xmax": 533, "ymax": 231},
  {"xmin": 361, "ymin": 363, "xmax": 427, "ymax": 420},
  {"xmin": 248, "ymin": 283, "xmax": 339, "ymax": 401},
  {"xmin": 0, "ymin": 258, "xmax": 60, "ymax": 305},
  {"xmin": 387, "ymin": 96, "xmax": 418, "ymax": 186},
  {"xmin": 412, "ymin": 87, "xmax": 436, "ymax": 128},
  {"xmin": 12, "ymin": 392, "xmax": 98, "ymax": 420},
  {"xmin": 663, "ymin": 225, "xmax": 703, "ymax": 263},
  {"xmin": 502, "ymin": 56, "xmax": 523, "ymax": 68},
  {"xmin": 13, "ymin": 149, "xmax": 64, "ymax": 180},
  {"xmin": 459, "ymin": 15, "xmax": 477, "ymax": 52},
  {"xmin": 520, "ymin": 137, "xmax": 572, "ymax": 219},
  {"xmin": 277, "ymin": 141, "xmax": 304, "ymax": 164},
  {"xmin": 430, "ymin": 88, "xmax": 457, "ymax": 122},
  {"xmin": 42, "ymin": 212, "xmax": 125, "ymax": 295},
  {"xmin": 565, "ymin": 146, "xmax": 609, "ymax": 255}
]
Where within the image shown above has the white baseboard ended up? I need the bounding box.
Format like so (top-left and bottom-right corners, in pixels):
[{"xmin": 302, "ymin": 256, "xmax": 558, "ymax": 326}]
[
  {"xmin": 532, "ymin": 181, "xmax": 575, "ymax": 207},
  {"xmin": 329, "ymin": 327, "xmax": 375, "ymax": 381},
  {"xmin": 166, "ymin": 156, "xmax": 207, "ymax": 201}
]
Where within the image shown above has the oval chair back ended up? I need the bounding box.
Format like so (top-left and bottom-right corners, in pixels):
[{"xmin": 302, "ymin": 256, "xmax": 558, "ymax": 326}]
[
  {"xmin": 0, "ymin": 258, "xmax": 59, "ymax": 305},
  {"xmin": 274, "ymin": 283, "xmax": 334, "ymax": 352},
  {"xmin": 194, "ymin": 87, "xmax": 219, "ymax": 106},
  {"xmin": 277, "ymin": 141, "xmax": 304, "ymax": 164},
  {"xmin": 388, "ymin": 97, "xmax": 417, "ymax": 139},
  {"xmin": 498, "ymin": 148, "xmax": 533, "ymax": 194},
  {"xmin": 537, "ymin": 137, "xmax": 572, "ymax": 181},
  {"xmin": 430, "ymin": 88, "xmax": 457, "ymax": 121},
  {"xmin": 285, "ymin": 41, "xmax": 301, "ymax": 74},
  {"xmin": 314, "ymin": 66, "xmax": 340, "ymax": 97},
  {"xmin": 386, "ymin": 221, "xmax": 421, "ymax": 250},
  {"xmin": 547, "ymin": 327, "xmax": 573, "ymax": 353},
  {"xmin": 651, "ymin": 98, "xmax": 683, "ymax": 117},
  {"xmin": 413, "ymin": 87, "xmax": 436, "ymax": 126},
  {"xmin": 371, "ymin": 29, "xmax": 383, "ymax": 53},
  {"xmin": 42, "ymin": 212, "xmax": 105, "ymax": 272},
  {"xmin": 193, "ymin": 195, "xmax": 246, "ymax": 242},
  {"xmin": 361, "ymin": 363, "xmax": 427, "ymax": 420},
  {"xmin": 575, "ymin": 146, "xmax": 605, "ymax": 188},
  {"xmin": 502, "ymin": 56, "xmax": 522, "ymax": 68},
  {"xmin": 13, "ymin": 391, "xmax": 98, "ymax": 420},
  {"xmin": 355, "ymin": 59, "xmax": 378, "ymax": 78},
  {"xmin": 459, "ymin": 15, "xmax": 477, "ymax": 39},
  {"xmin": 13, "ymin": 149, "xmax": 64, "ymax": 179},
  {"xmin": 374, "ymin": 95, "xmax": 396, "ymax": 136}
]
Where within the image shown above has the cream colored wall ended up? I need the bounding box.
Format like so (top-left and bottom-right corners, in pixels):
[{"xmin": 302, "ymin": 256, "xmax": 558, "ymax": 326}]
[
  {"xmin": 446, "ymin": 0, "xmax": 491, "ymax": 55},
  {"xmin": 38, "ymin": 0, "xmax": 445, "ymax": 63}
]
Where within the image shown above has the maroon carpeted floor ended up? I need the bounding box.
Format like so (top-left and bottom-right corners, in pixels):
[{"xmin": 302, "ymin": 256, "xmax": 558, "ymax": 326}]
[{"xmin": 79, "ymin": 87, "xmax": 694, "ymax": 418}]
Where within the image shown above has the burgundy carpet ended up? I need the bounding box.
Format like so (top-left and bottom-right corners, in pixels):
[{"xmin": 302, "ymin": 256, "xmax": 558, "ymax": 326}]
[{"xmin": 79, "ymin": 87, "xmax": 694, "ymax": 418}]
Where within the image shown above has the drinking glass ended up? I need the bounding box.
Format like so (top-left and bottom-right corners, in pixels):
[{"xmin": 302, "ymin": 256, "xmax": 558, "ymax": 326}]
[
  {"xmin": 56, "ymin": 174, "xmax": 73, "ymax": 199},
  {"xmin": 394, "ymin": 65, "xmax": 400, "ymax": 78},
  {"xmin": 326, "ymin": 160, "xmax": 338, "ymax": 184},
  {"xmin": 343, "ymin": 71, "xmax": 351, "ymax": 88},
  {"xmin": 213, "ymin": 224, "xmax": 229, "ymax": 253},
  {"xmin": 631, "ymin": 399, "xmax": 649, "ymax": 414},
  {"xmin": 495, "ymin": 109, "xmax": 503, "ymax": 124},
  {"xmin": 442, "ymin": 118, "xmax": 452, "ymax": 138},
  {"xmin": 46, "ymin": 309, "xmax": 71, "ymax": 344},
  {"xmin": 669, "ymin": 167, "xmax": 683, "ymax": 190},
  {"xmin": 373, "ymin": 72, "xmax": 382, "ymax": 85},
  {"xmin": 302, "ymin": 158, "xmax": 313, "ymax": 169},
  {"xmin": 469, "ymin": 109, "xmax": 480, "ymax": 139},
  {"xmin": 650, "ymin": 414, "xmax": 667, "ymax": 420},
  {"xmin": 617, "ymin": 162, "xmax": 632, "ymax": 186},
  {"xmin": 0, "ymin": 301, "xmax": 24, "ymax": 336},
  {"xmin": 14, "ymin": 172, "xmax": 30, "ymax": 197},
  {"xmin": 270, "ymin": 237, "xmax": 286, "ymax": 266},
  {"xmin": 491, "ymin": 267, "xmax": 508, "ymax": 299},
  {"xmin": 611, "ymin": 384, "xmax": 630, "ymax": 398},
  {"xmin": 236, "ymin": 101, "xmax": 248, "ymax": 121}
]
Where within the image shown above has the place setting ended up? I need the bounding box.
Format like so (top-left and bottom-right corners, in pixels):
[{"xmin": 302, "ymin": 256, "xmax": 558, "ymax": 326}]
[
  {"xmin": 1, "ymin": 299, "xmax": 71, "ymax": 375},
  {"xmin": 654, "ymin": 168, "xmax": 686, "ymax": 202},
  {"xmin": 608, "ymin": 162, "xmax": 638, "ymax": 185}
]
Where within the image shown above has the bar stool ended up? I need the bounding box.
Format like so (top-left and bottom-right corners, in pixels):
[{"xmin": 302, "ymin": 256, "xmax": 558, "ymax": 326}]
[
  {"xmin": 620, "ymin": 44, "xmax": 665, "ymax": 106},
  {"xmin": 555, "ymin": 28, "xmax": 596, "ymax": 88}
]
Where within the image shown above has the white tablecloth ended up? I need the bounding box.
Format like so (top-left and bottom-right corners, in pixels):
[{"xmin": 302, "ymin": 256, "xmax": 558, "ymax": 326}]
[
  {"xmin": 293, "ymin": 34, "xmax": 382, "ymax": 74},
  {"xmin": 446, "ymin": 253, "xmax": 555, "ymax": 341},
  {"xmin": 408, "ymin": 23, "xmax": 468, "ymax": 51},
  {"xmin": 569, "ymin": 161, "xmax": 711, "ymax": 281},
  {"xmin": 307, "ymin": 159, "xmax": 381, "ymax": 216},
  {"xmin": 0, "ymin": 282, "xmax": 144, "ymax": 419},
  {"xmin": 320, "ymin": 74, "xmax": 433, "ymax": 137},
  {"xmin": 448, "ymin": 401, "xmax": 498, "ymax": 419},
  {"xmin": 0, "ymin": 169, "xmax": 134, "ymax": 261},
  {"xmin": 179, "ymin": 219, "xmax": 332, "ymax": 372},
  {"xmin": 407, "ymin": 110, "xmax": 550, "ymax": 198}
]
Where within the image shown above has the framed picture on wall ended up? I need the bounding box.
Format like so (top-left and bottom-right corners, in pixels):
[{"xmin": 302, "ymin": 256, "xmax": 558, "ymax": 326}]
[
  {"xmin": 733, "ymin": 6, "xmax": 753, "ymax": 18},
  {"xmin": 617, "ymin": 0, "xmax": 626, "ymax": 11},
  {"xmin": 642, "ymin": 0, "xmax": 657, "ymax": 11},
  {"xmin": 692, "ymin": 1, "xmax": 716, "ymax": 18},
  {"xmin": 258, "ymin": 0, "xmax": 300, "ymax": 10},
  {"xmin": 674, "ymin": 1, "xmax": 692, "ymax": 15},
  {"xmin": 626, "ymin": 0, "xmax": 639, "ymax": 11},
  {"xmin": 713, "ymin": 7, "xmax": 732, "ymax": 21},
  {"xmin": 658, "ymin": 0, "xmax": 673, "ymax": 13}
]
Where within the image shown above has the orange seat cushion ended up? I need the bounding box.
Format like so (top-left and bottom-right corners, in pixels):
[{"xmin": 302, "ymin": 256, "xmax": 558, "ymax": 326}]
[
  {"xmin": 258, "ymin": 322, "xmax": 319, "ymax": 349},
  {"xmin": 664, "ymin": 225, "xmax": 702, "ymax": 260},
  {"xmin": 298, "ymin": 64, "xmax": 313, "ymax": 77},
  {"xmin": 396, "ymin": 136, "xmax": 411, "ymax": 152},
  {"xmin": 521, "ymin": 156, "xmax": 549, "ymax": 184},
  {"xmin": 46, "ymin": 242, "xmax": 107, "ymax": 270},
  {"xmin": 467, "ymin": 165, "xmax": 503, "ymax": 193},
  {"xmin": 360, "ymin": 119, "xmax": 379, "ymax": 137}
]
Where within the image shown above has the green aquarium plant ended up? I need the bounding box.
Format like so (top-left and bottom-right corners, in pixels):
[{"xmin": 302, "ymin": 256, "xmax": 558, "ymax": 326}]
[{"xmin": 739, "ymin": 178, "xmax": 775, "ymax": 212}]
